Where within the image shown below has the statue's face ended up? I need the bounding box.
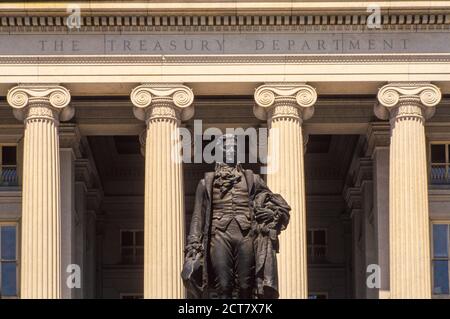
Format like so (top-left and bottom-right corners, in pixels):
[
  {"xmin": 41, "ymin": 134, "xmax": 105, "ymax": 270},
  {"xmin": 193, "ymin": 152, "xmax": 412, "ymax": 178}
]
[{"xmin": 217, "ymin": 134, "xmax": 238, "ymax": 164}]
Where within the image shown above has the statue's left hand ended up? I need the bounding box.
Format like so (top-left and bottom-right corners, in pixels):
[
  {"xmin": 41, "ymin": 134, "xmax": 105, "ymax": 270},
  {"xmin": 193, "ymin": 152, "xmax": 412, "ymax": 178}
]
[{"xmin": 255, "ymin": 208, "xmax": 275, "ymax": 223}]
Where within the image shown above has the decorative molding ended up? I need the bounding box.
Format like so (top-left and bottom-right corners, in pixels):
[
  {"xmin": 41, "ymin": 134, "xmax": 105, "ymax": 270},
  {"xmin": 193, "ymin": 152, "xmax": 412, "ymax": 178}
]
[
  {"xmin": 74, "ymin": 139, "xmax": 104, "ymax": 211},
  {"xmin": 254, "ymin": 83, "xmax": 317, "ymax": 121},
  {"xmin": 130, "ymin": 83, "xmax": 194, "ymax": 123},
  {"xmin": 353, "ymin": 157, "xmax": 373, "ymax": 187},
  {"xmin": 0, "ymin": 190, "xmax": 22, "ymax": 202},
  {"xmin": 6, "ymin": 84, "xmax": 74, "ymax": 122},
  {"xmin": 344, "ymin": 186, "xmax": 362, "ymax": 213},
  {"xmin": 74, "ymin": 135, "xmax": 103, "ymax": 201},
  {"xmin": 59, "ymin": 123, "xmax": 83, "ymax": 157},
  {"xmin": 365, "ymin": 122, "xmax": 390, "ymax": 157},
  {"xmin": 1, "ymin": 13, "xmax": 450, "ymax": 31},
  {"xmin": 75, "ymin": 159, "xmax": 92, "ymax": 187},
  {"xmin": 425, "ymin": 123, "xmax": 450, "ymax": 141},
  {"xmin": 1, "ymin": 1, "xmax": 449, "ymax": 14},
  {"xmin": 1, "ymin": 24, "xmax": 450, "ymax": 35},
  {"xmin": 375, "ymin": 82, "xmax": 442, "ymax": 121},
  {"xmin": 344, "ymin": 151, "xmax": 373, "ymax": 200},
  {"xmin": 86, "ymin": 189, "xmax": 103, "ymax": 213},
  {"xmin": 342, "ymin": 136, "xmax": 373, "ymax": 215},
  {"xmin": 1, "ymin": 54, "xmax": 450, "ymax": 65},
  {"xmin": 0, "ymin": 125, "xmax": 24, "ymax": 143}
]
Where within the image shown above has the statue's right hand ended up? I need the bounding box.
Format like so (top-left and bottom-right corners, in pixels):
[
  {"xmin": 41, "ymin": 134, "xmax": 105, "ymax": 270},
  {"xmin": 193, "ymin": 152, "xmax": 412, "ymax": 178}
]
[
  {"xmin": 186, "ymin": 249, "xmax": 196, "ymax": 259},
  {"xmin": 185, "ymin": 242, "xmax": 203, "ymax": 258}
]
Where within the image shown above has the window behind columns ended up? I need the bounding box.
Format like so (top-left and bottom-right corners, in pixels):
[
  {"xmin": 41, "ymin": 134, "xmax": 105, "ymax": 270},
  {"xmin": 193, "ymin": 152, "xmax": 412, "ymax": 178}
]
[
  {"xmin": 0, "ymin": 145, "xmax": 18, "ymax": 187},
  {"xmin": 307, "ymin": 228, "xmax": 328, "ymax": 263},
  {"xmin": 430, "ymin": 143, "xmax": 450, "ymax": 185},
  {"xmin": 120, "ymin": 230, "xmax": 144, "ymax": 265},
  {"xmin": 432, "ymin": 223, "xmax": 450, "ymax": 296},
  {"xmin": 0, "ymin": 223, "xmax": 18, "ymax": 298}
]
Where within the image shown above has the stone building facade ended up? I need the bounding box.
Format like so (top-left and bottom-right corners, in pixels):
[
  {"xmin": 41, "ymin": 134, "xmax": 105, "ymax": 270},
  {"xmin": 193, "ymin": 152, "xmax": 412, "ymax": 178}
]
[{"xmin": 0, "ymin": 1, "xmax": 449, "ymax": 299}]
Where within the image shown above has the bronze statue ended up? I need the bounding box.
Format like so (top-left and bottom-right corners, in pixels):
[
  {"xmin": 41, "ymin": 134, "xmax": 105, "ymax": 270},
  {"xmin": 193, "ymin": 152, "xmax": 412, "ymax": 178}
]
[{"xmin": 181, "ymin": 134, "xmax": 291, "ymax": 299}]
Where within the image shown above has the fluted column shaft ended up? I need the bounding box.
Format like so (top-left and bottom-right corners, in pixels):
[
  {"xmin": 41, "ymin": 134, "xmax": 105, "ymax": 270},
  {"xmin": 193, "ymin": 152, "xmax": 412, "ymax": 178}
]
[
  {"xmin": 376, "ymin": 83, "xmax": 441, "ymax": 299},
  {"xmin": 131, "ymin": 84, "xmax": 194, "ymax": 298},
  {"xmin": 7, "ymin": 85, "xmax": 73, "ymax": 299},
  {"xmin": 254, "ymin": 83, "xmax": 317, "ymax": 299}
]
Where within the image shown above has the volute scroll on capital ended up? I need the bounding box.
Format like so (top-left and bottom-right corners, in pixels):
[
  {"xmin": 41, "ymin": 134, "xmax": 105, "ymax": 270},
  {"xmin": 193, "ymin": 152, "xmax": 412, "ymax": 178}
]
[
  {"xmin": 375, "ymin": 83, "xmax": 442, "ymax": 121},
  {"xmin": 253, "ymin": 83, "xmax": 317, "ymax": 121},
  {"xmin": 6, "ymin": 85, "xmax": 74, "ymax": 122},
  {"xmin": 130, "ymin": 84, "xmax": 195, "ymax": 122}
]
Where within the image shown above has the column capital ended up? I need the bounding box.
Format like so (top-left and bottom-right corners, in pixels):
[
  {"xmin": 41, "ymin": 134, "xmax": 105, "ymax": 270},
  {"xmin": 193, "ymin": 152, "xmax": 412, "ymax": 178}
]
[
  {"xmin": 375, "ymin": 82, "xmax": 441, "ymax": 121},
  {"xmin": 7, "ymin": 84, "xmax": 73, "ymax": 122},
  {"xmin": 253, "ymin": 83, "xmax": 317, "ymax": 122},
  {"xmin": 130, "ymin": 83, "xmax": 194, "ymax": 123}
]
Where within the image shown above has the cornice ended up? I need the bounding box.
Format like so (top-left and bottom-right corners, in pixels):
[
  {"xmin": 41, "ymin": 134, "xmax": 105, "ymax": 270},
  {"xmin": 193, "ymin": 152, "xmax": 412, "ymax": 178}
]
[
  {"xmin": 1, "ymin": 1, "xmax": 450, "ymax": 16},
  {"xmin": 1, "ymin": 13, "xmax": 450, "ymax": 32}
]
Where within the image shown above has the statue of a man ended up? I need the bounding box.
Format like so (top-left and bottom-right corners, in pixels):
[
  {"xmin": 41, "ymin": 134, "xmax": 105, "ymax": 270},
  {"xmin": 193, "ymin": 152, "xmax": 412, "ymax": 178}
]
[{"xmin": 181, "ymin": 134, "xmax": 291, "ymax": 299}]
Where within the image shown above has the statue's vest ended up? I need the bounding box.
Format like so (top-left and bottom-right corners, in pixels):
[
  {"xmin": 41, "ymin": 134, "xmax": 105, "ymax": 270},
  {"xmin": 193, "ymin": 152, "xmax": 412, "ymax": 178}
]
[{"xmin": 211, "ymin": 172, "xmax": 252, "ymax": 233}]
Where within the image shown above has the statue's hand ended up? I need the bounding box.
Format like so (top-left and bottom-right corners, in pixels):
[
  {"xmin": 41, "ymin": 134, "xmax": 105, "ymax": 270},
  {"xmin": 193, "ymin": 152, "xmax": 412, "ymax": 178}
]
[
  {"xmin": 255, "ymin": 208, "xmax": 275, "ymax": 223},
  {"xmin": 186, "ymin": 249, "xmax": 196, "ymax": 259},
  {"xmin": 185, "ymin": 242, "xmax": 203, "ymax": 259}
]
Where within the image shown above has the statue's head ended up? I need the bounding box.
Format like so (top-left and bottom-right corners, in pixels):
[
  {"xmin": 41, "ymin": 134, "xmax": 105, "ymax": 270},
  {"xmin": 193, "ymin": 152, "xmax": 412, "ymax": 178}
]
[{"xmin": 216, "ymin": 134, "xmax": 239, "ymax": 165}]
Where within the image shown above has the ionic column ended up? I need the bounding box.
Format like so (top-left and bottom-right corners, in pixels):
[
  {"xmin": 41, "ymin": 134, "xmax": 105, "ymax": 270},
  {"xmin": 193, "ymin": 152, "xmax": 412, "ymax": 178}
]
[
  {"xmin": 254, "ymin": 83, "xmax": 317, "ymax": 299},
  {"xmin": 131, "ymin": 83, "xmax": 194, "ymax": 298},
  {"xmin": 7, "ymin": 85, "xmax": 74, "ymax": 299},
  {"xmin": 375, "ymin": 83, "xmax": 441, "ymax": 299}
]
